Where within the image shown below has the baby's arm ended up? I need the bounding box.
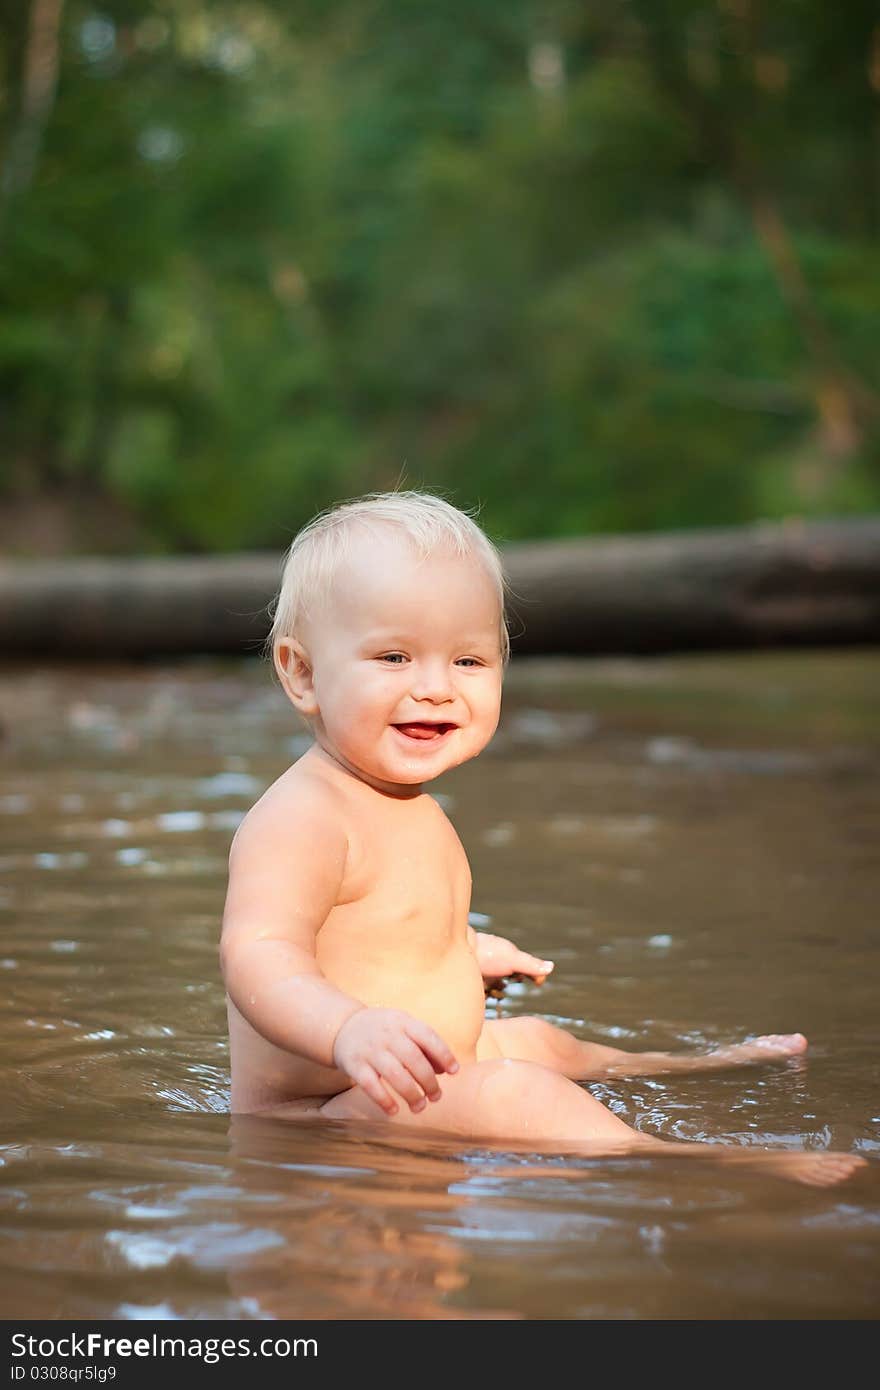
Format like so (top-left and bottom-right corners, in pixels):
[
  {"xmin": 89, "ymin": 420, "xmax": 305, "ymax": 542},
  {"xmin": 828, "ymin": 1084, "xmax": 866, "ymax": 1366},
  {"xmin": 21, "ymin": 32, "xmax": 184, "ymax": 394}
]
[
  {"xmin": 468, "ymin": 926, "xmax": 554, "ymax": 985},
  {"xmin": 221, "ymin": 785, "xmax": 458, "ymax": 1115}
]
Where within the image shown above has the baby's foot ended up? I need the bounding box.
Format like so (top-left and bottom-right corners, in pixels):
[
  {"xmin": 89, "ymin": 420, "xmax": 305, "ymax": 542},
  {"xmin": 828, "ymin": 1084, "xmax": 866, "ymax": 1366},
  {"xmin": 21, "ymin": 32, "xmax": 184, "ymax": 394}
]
[
  {"xmin": 757, "ymin": 1151, "xmax": 867, "ymax": 1188},
  {"xmin": 704, "ymin": 1033, "xmax": 809, "ymax": 1066},
  {"xmin": 604, "ymin": 1033, "xmax": 809, "ymax": 1079}
]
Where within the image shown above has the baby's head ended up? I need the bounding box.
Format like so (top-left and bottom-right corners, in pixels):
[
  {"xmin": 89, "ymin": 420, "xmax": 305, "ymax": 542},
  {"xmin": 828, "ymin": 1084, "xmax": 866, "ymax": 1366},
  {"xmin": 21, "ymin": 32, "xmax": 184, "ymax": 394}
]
[{"xmin": 268, "ymin": 491, "xmax": 510, "ymax": 794}]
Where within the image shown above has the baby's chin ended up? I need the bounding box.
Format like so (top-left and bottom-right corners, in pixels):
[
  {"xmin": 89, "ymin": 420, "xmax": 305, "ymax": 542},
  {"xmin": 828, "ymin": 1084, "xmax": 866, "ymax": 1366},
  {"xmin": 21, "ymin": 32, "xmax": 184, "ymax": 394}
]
[
  {"xmin": 372, "ymin": 748, "xmax": 470, "ymax": 793},
  {"xmin": 322, "ymin": 746, "xmax": 439, "ymax": 795},
  {"xmin": 321, "ymin": 728, "xmax": 483, "ymax": 793}
]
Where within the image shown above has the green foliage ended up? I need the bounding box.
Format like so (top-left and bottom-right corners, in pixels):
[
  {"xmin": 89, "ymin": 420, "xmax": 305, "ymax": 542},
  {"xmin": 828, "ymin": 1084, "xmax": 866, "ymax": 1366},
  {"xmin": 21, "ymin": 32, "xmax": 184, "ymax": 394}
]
[{"xmin": 1, "ymin": 0, "xmax": 878, "ymax": 553}]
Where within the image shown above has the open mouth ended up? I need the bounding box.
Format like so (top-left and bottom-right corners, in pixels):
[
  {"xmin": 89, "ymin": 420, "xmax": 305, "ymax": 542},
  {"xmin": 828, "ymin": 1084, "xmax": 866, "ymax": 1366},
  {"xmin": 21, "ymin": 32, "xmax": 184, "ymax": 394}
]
[{"xmin": 393, "ymin": 722, "xmax": 457, "ymax": 742}]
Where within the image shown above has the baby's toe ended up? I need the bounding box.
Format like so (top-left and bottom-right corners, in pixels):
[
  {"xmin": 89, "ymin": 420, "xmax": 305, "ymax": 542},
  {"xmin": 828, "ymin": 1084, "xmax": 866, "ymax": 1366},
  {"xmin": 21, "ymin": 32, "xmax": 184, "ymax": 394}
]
[{"xmin": 755, "ymin": 1033, "xmax": 808, "ymax": 1056}]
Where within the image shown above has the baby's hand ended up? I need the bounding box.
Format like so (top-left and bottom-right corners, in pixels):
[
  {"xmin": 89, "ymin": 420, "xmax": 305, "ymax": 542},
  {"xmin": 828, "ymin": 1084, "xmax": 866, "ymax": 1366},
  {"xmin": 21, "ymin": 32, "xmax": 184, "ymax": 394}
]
[
  {"xmin": 473, "ymin": 932, "xmax": 554, "ymax": 985},
  {"xmin": 332, "ymin": 1008, "xmax": 459, "ymax": 1117}
]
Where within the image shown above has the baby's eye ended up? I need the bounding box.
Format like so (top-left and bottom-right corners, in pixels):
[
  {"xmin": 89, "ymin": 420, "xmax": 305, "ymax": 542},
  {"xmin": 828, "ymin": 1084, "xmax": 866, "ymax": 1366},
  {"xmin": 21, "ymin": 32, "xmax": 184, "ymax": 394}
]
[
  {"xmin": 378, "ymin": 653, "xmax": 407, "ymax": 664},
  {"xmin": 455, "ymin": 658, "xmax": 482, "ymax": 667}
]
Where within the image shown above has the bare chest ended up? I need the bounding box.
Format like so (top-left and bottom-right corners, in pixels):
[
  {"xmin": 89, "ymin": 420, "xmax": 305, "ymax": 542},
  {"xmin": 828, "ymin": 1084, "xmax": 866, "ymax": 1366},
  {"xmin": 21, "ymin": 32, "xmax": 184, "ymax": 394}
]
[{"xmin": 318, "ymin": 796, "xmax": 472, "ymax": 968}]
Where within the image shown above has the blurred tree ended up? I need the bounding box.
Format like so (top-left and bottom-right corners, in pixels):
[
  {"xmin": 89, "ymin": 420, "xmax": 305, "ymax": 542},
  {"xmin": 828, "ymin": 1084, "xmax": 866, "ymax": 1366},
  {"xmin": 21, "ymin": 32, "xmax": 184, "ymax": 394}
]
[
  {"xmin": 630, "ymin": 0, "xmax": 879, "ymax": 463},
  {"xmin": 0, "ymin": 0, "xmax": 877, "ymax": 553},
  {"xmin": 0, "ymin": 0, "xmax": 65, "ymax": 223}
]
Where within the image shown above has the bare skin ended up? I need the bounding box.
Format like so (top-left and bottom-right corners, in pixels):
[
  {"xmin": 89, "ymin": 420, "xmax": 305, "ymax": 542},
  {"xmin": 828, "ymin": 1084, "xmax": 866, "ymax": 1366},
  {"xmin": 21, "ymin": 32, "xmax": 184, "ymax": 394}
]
[
  {"xmin": 477, "ymin": 1013, "xmax": 810, "ymax": 1078},
  {"xmin": 221, "ymin": 528, "xmax": 866, "ymax": 1188}
]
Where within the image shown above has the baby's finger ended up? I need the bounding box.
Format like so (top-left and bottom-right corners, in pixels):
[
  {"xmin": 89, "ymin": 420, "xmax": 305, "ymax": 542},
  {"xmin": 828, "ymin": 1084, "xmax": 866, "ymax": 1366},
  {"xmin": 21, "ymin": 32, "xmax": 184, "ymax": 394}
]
[
  {"xmin": 391, "ymin": 1035, "xmax": 450, "ymax": 1104},
  {"xmin": 514, "ymin": 950, "xmax": 554, "ymax": 980},
  {"xmin": 376, "ymin": 1050, "xmax": 433, "ymax": 1113},
  {"xmin": 352, "ymin": 1062, "xmax": 398, "ymax": 1117},
  {"xmin": 404, "ymin": 1019, "xmax": 459, "ymax": 1078}
]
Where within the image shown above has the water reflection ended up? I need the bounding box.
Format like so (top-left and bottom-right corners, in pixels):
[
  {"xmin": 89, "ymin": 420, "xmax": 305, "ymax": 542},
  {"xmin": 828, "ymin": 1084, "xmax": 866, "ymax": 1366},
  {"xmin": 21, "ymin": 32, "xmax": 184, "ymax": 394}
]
[{"xmin": 0, "ymin": 653, "xmax": 878, "ymax": 1317}]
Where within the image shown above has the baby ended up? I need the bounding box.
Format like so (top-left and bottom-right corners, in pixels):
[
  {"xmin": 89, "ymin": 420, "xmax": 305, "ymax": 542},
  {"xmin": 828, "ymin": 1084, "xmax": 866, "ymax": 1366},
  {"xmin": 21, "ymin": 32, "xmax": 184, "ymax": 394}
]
[{"xmin": 221, "ymin": 492, "xmax": 865, "ymax": 1186}]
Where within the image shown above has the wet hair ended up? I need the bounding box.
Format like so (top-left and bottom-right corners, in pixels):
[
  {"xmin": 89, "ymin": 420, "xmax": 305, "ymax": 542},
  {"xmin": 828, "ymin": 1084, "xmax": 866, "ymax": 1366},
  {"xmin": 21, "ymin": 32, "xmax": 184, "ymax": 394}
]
[{"xmin": 267, "ymin": 490, "xmax": 511, "ymax": 666}]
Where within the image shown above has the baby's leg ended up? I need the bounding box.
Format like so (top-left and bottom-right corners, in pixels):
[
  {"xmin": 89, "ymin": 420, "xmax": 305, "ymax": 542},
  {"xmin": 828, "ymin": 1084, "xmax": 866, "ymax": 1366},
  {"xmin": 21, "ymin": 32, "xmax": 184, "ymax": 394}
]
[
  {"xmin": 321, "ymin": 1057, "xmax": 865, "ymax": 1187},
  {"xmin": 480, "ymin": 1017, "xmax": 808, "ymax": 1079},
  {"xmin": 321, "ymin": 1057, "xmax": 642, "ymax": 1145}
]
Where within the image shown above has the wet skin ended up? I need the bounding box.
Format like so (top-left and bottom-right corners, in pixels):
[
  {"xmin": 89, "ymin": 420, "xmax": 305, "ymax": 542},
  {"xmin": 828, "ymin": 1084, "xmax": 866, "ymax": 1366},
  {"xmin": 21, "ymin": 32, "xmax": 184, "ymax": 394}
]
[{"xmin": 221, "ymin": 529, "xmax": 867, "ymax": 1186}]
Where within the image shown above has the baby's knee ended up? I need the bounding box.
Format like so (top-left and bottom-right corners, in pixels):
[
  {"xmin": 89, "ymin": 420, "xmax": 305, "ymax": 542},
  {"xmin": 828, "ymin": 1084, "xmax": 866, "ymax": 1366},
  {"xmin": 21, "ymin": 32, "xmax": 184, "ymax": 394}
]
[
  {"xmin": 502, "ymin": 1016, "xmax": 558, "ymax": 1049},
  {"xmin": 491, "ymin": 1015, "xmax": 579, "ymax": 1069},
  {"xmin": 320, "ymin": 1084, "xmax": 384, "ymax": 1123},
  {"xmin": 475, "ymin": 1057, "xmax": 556, "ymax": 1111}
]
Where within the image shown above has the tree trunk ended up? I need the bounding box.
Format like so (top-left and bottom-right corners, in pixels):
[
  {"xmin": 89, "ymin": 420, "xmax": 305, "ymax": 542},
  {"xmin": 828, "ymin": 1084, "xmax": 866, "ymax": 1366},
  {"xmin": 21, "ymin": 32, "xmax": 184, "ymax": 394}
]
[
  {"xmin": 0, "ymin": 0, "xmax": 65, "ymax": 234},
  {"xmin": 1, "ymin": 519, "xmax": 879, "ymax": 658}
]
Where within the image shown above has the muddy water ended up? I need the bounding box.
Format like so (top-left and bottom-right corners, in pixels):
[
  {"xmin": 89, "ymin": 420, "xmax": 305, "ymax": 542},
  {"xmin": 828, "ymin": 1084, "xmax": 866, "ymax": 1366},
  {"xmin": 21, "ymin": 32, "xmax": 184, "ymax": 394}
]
[{"xmin": 0, "ymin": 652, "xmax": 878, "ymax": 1320}]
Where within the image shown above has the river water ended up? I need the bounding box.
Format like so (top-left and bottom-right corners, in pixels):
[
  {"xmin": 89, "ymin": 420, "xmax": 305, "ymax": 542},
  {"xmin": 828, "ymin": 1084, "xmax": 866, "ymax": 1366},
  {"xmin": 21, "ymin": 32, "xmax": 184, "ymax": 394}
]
[{"xmin": 0, "ymin": 652, "xmax": 878, "ymax": 1319}]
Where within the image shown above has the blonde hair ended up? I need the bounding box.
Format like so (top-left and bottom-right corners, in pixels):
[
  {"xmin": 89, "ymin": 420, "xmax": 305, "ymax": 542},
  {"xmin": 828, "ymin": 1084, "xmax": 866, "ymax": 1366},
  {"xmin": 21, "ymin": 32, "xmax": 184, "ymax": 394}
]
[{"xmin": 268, "ymin": 490, "xmax": 511, "ymax": 665}]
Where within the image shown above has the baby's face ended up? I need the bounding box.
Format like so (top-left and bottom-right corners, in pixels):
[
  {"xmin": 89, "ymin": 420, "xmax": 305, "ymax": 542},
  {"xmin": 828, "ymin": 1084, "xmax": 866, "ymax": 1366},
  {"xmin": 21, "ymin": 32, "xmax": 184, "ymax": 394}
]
[{"xmin": 281, "ymin": 532, "xmax": 504, "ymax": 797}]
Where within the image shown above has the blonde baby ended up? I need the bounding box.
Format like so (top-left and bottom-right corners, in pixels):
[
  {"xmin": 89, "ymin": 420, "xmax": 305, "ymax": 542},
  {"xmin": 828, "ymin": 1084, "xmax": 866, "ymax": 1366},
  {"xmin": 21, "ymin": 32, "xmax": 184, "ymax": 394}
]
[{"xmin": 221, "ymin": 491, "xmax": 864, "ymax": 1187}]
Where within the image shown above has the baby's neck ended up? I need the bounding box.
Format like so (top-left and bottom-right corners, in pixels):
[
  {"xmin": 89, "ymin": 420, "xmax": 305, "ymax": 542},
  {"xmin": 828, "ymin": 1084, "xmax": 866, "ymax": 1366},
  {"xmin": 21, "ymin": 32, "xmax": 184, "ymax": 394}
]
[{"xmin": 305, "ymin": 740, "xmax": 426, "ymax": 801}]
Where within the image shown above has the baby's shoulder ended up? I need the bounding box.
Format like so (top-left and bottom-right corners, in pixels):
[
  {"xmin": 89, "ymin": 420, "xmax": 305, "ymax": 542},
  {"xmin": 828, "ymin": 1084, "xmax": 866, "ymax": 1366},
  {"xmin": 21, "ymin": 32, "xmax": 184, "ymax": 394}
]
[{"xmin": 230, "ymin": 758, "xmax": 350, "ymax": 860}]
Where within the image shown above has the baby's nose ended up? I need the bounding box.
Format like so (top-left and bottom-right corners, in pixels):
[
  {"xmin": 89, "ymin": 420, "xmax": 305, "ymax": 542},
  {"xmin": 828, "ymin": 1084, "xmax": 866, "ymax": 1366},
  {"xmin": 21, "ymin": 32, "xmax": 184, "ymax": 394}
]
[{"xmin": 411, "ymin": 662, "xmax": 455, "ymax": 700}]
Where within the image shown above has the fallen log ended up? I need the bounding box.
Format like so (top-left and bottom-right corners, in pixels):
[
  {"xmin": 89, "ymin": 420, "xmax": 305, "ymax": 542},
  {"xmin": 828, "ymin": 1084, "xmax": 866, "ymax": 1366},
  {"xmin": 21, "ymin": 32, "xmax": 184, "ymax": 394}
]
[
  {"xmin": 503, "ymin": 516, "xmax": 880, "ymax": 655},
  {"xmin": 0, "ymin": 517, "xmax": 878, "ymax": 658}
]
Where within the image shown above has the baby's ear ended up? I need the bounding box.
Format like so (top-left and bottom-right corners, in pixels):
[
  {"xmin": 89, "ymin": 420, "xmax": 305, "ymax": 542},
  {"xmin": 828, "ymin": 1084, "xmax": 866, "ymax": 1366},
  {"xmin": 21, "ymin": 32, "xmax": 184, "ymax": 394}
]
[{"xmin": 275, "ymin": 637, "xmax": 319, "ymax": 718}]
